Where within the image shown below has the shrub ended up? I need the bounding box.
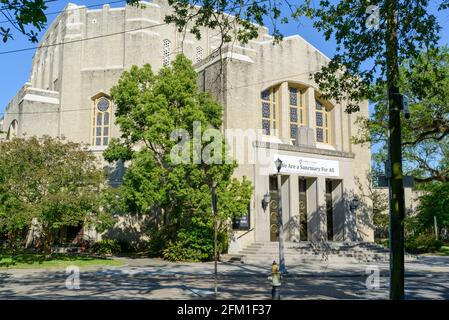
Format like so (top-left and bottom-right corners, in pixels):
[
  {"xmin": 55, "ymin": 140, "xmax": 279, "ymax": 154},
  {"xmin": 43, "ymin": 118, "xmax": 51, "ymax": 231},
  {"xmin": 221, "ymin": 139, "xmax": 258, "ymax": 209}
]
[
  {"xmin": 91, "ymin": 239, "xmax": 121, "ymax": 255},
  {"xmin": 115, "ymin": 239, "xmax": 148, "ymax": 253},
  {"xmin": 161, "ymin": 227, "xmax": 229, "ymax": 262},
  {"xmin": 147, "ymin": 225, "xmax": 171, "ymax": 257},
  {"xmin": 162, "ymin": 228, "xmax": 213, "ymax": 262},
  {"xmin": 405, "ymin": 233, "xmax": 443, "ymax": 254}
]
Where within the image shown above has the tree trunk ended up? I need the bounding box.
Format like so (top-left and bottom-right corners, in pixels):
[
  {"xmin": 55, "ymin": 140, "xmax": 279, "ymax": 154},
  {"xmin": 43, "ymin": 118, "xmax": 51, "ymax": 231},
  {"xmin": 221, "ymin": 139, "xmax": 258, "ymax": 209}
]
[
  {"xmin": 43, "ymin": 227, "xmax": 53, "ymax": 257},
  {"xmin": 24, "ymin": 218, "xmax": 37, "ymax": 248}
]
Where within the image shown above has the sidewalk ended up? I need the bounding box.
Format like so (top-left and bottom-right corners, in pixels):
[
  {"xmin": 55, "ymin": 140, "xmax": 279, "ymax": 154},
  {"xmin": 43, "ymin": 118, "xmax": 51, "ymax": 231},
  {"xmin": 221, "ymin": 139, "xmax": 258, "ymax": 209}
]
[{"xmin": 3, "ymin": 255, "xmax": 449, "ymax": 277}]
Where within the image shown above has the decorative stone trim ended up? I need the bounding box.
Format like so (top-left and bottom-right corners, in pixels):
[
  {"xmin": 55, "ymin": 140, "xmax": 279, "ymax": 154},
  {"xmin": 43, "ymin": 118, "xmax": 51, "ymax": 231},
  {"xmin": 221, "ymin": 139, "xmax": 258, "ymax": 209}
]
[{"xmin": 254, "ymin": 140, "xmax": 355, "ymax": 159}]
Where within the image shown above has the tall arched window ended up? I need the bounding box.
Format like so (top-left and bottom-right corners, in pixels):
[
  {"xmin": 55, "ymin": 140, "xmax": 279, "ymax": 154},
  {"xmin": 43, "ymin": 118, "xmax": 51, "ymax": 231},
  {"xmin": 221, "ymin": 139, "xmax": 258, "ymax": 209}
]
[
  {"xmin": 289, "ymin": 86, "xmax": 306, "ymax": 144},
  {"xmin": 6, "ymin": 120, "xmax": 18, "ymax": 140},
  {"xmin": 315, "ymin": 99, "xmax": 332, "ymax": 144},
  {"xmin": 261, "ymin": 87, "xmax": 278, "ymax": 135},
  {"xmin": 196, "ymin": 46, "xmax": 204, "ymax": 62},
  {"xmin": 162, "ymin": 39, "xmax": 172, "ymax": 66},
  {"xmin": 92, "ymin": 96, "xmax": 111, "ymax": 146}
]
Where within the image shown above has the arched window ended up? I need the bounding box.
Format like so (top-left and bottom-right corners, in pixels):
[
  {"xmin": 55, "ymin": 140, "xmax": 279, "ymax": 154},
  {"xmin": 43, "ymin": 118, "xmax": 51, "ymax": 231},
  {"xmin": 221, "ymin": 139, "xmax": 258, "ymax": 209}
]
[
  {"xmin": 289, "ymin": 86, "xmax": 306, "ymax": 144},
  {"xmin": 6, "ymin": 120, "xmax": 18, "ymax": 140},
  {"xmin": 315, "ymin": 99, "xmax": 332, "ymax": 144},
  {"xmin": 261, "ymin": 86, "xmax": 278, "ymax": 135},
  {"xmin": 196, "ymin": 46, "xmax": 204, "ymax": 62},
  {"xmin": 92, "ymin": 96, "xmax": 111, "ymax": 146},
  {"xmin": 162, "ymin": 39, "xmax": 172, "ymax": 66}
]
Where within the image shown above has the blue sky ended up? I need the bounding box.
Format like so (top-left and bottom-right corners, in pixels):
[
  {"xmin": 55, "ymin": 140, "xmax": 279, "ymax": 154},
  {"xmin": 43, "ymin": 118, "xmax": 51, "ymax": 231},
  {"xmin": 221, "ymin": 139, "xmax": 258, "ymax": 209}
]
[{"xmin": 1, "ymin": 0, "xmax": 449, "ymax": 118}]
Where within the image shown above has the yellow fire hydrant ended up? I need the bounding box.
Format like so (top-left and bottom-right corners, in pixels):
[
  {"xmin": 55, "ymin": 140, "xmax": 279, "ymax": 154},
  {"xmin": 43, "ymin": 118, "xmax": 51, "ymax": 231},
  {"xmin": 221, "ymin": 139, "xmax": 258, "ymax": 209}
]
[{"xmin": 267, "ymin": 260, "xmax": 282, "ymax": 300}]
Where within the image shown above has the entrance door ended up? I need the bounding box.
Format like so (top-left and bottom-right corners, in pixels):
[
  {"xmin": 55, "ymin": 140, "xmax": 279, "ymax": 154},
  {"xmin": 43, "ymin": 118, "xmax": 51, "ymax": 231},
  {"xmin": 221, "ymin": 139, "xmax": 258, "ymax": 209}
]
[
  {"xmin": 299, "ymin": 178, "xmax": 308, "ymax": 241},
  {"xmin": 269, "ymin": 176, "xmax": 279, "ymax": 241},
  {"xmin": 326, "ymin": 179, "xmax": 334, "ymax": 241}
]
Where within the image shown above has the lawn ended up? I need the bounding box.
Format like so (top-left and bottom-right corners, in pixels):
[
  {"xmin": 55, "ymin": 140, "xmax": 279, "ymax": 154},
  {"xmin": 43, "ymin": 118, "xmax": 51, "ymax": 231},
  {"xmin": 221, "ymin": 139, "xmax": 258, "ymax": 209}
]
[
  {"xmin": 435, "ymin": 246, "xmax": 449, "ymax": 256},
  {"xmin": 0, "ymin": 252, "xmax": 124, "ymax": 269}
]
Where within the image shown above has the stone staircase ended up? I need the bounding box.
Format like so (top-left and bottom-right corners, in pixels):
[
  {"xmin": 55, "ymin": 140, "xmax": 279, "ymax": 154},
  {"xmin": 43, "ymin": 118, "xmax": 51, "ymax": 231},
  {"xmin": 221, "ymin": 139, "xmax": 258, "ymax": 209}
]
[{"xmin": 222, "ymin": 241, "xmax": 419, "ymax": 265}]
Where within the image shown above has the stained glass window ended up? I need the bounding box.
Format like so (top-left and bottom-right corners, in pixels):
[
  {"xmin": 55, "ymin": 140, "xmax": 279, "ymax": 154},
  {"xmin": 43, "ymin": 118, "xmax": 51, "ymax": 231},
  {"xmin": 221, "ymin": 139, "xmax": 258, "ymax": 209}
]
[
  {"xmin": 93, "ymin": 96, "xmax": 111, "ymax": 146},
  {"xmin": 290, "ymin": 124, "xmax": 298, "ymax": 139},
  {"xmin": 262, "ymin": 102, "xmax": 270, "ymax": 118},
  {"xmin": 261, "ymin": 89, "xmax": 270, "ymax": 101},
  {"xmin": 316, "ymin": 112, "xmax": 323, "ymax": 127},
  {"xmin": 289, "ymin": 86, "xmax": 306, "ymax": 144},
  {"xmin": 97, "ymin": 97, "xmax": 110, "ymax": 112},
  {"xmin": 262, "ymin": 119, "xmax": 270, "ymax": 135},
  {"xmin": 316, "ymin": 128, "xmax": 324, "ymax": 142},
  {"xmin": 289, "ymin": 87, "xmax": 298, "ymax": 106},
  {"xmin": 315, "ymin": 99, "xmax": 331, "ymax": 144},
  {"xmin": 261, "ymin": 87, "xmax": 277, "ymax": 136},
  {"xmin": 290, "ymin": 107, "xmax": 297, "ymax": 123}
]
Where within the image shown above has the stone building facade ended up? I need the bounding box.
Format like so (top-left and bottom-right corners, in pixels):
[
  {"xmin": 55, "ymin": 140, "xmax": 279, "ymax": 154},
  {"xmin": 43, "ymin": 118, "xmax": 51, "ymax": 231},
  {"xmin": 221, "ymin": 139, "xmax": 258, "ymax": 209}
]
[{"xmin": 0, "ymin": 0, "xmax": 374, "ymax": 252}]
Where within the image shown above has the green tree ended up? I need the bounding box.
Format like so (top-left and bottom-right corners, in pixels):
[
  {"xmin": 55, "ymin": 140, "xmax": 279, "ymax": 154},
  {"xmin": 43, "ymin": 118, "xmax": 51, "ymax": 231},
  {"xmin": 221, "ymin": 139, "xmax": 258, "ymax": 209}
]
[
  {"xmin": 417, "ymin": 182, "xmax": 449, "ymax": 238},
  {"xmin": 0, "ymin": 136, "xmax": 116, "ymax": 254},
  {"xmin": 355, "ymin": 47, "xmax": 449, "ymax": 184},
  {"xmin": 104, "ymin": 54, "xmax": 252, "ymax": 261},
  {"xmin": 0, "ymin": 0, "xmax": 48, "ymax": 43}
]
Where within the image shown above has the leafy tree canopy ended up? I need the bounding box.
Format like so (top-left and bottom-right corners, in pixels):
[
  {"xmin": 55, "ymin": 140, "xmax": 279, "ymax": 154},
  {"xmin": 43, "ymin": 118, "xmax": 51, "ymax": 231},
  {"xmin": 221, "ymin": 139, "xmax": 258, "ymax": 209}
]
[
  {"xmin": 104, "ymin": 54, "xmax": 252, "ymax": 261},
  {"xmin": 354, "ymin": 47, "xmax": 449, "ymax": 184},
  {"xmin": 0, "ymin": 136, "xmax": 116, "ymax": 252},
  {"xmin": 417, "ymin": 182, "xmax": 449, "ymax": 236}
]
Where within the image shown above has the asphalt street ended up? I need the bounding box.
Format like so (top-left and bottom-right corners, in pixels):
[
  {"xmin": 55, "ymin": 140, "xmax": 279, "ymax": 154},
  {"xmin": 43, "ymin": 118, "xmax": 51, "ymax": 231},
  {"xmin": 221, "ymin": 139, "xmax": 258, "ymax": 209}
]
[{"xmin": 1, "ymin": 256, "xmax": 449, "ymax": 299}]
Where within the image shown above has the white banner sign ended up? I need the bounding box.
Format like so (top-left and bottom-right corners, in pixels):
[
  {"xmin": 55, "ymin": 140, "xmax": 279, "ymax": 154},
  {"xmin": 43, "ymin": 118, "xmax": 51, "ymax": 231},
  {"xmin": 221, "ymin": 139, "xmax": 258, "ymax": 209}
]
[{"xmin": 273, "ymin": 154, "xmax": 340, "ymax": 177}]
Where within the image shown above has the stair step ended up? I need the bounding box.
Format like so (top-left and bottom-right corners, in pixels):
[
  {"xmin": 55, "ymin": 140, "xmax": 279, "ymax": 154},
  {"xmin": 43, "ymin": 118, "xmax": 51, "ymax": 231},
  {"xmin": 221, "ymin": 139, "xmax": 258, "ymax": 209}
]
[{"xmin": 231, "ymin": 241, "xmax": 417, "ymax": 265}]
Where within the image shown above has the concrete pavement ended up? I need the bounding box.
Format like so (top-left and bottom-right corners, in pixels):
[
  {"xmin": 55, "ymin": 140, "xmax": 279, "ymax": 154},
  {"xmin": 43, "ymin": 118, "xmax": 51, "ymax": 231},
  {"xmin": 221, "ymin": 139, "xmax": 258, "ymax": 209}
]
[{"xmin": 1, "ymin": 256, "xmax": 449, "ymax": 299}]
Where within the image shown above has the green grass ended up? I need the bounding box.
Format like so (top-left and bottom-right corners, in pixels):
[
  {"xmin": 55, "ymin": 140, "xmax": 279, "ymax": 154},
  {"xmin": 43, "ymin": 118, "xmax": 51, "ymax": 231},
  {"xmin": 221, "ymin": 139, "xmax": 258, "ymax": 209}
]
[
  {"xmin": 435, "ymin": 246, "xmax": 449, "ymax": 256},
  {"xmin": 0, "ymin": 252, "xmax": 124, "ymax": 269}
]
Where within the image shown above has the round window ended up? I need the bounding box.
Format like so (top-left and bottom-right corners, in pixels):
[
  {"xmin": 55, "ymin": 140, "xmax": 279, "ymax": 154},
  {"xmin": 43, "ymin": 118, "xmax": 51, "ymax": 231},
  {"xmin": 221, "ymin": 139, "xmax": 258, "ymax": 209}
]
[{"xmin": 97, "ymin": 98, "xmax": 110, "ymax": 112}]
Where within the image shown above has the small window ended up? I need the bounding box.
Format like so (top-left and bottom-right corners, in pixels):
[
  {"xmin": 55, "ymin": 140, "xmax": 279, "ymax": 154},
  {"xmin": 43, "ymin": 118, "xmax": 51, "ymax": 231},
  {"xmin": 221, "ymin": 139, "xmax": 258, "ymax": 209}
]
[
  {"xmin": 6, "ymin": 120, "xmax": 18, "ymax": 140},
  {"xmin": 196, "ymin": 46, "xmax": 203, "ymax": 62},
  {"xmin": 162, "ymin": 39, "xmax": 172, "ymax": 66}
]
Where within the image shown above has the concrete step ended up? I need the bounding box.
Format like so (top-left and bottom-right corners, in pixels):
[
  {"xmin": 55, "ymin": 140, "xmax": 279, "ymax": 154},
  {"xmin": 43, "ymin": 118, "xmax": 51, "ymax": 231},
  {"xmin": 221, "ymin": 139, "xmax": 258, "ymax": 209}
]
[{"xmin": 229, "ymin": 241, "xmax": 420, "ymax": 265}]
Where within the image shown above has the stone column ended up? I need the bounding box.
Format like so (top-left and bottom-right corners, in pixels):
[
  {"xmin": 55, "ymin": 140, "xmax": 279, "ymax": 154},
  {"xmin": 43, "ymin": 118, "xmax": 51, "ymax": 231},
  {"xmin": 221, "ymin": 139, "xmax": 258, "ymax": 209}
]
[
  {"xmin": 341, "ymin": 101, "xmax": 351, "ymax": 153},
  {"xmin": 332, "ymin": 180, "xmax": 345, "ymax": 241},
  {"xmin": 279, "ymin": 81, "xmax": 289, "ymax": 143},
  {"xmin": 333, "ymin": 103, "xmax": 343, "ymax": 151},
  {"xmin": 255, "ymin": 171, "xmax": 270, "ymax": 242},
  {"xmin": 280, "ymin": 175, "xmax": 290, "ymax": 242},
  {"xmin": 288, "ymin": 174, "xmax": 300, "ymax": 242},
  {"xmin": 308, "ymin": 175, "xmax": 327, "ymax": 242},
  {"xmin": 306, "ymin": 87, "xmax": 316, "ymax": 131},
  {"xmin": 317, "ymin": 176, "xmax": 328, "ymax": 241}
]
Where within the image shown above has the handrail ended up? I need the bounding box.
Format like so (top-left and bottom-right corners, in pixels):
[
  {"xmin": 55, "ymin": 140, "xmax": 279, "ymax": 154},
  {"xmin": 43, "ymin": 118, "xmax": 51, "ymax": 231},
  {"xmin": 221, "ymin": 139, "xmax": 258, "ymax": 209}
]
[{"xmin": 237, "ymin": 228, "xmax": 255, "ymax": 239}]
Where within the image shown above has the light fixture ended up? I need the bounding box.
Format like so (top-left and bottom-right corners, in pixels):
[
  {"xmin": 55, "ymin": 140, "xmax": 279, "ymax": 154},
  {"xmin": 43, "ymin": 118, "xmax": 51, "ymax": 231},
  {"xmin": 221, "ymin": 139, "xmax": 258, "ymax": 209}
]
[
  {"xmin": 262, "ymin": 192, "xmax": 271, "ymax": 211},
  {"xmin": 350, "ymin": 197, "xmax": 360, "ymax": 211},
  {"xmin": 275, "ymin": 158, "xmax": 283, "ymax": 173}
]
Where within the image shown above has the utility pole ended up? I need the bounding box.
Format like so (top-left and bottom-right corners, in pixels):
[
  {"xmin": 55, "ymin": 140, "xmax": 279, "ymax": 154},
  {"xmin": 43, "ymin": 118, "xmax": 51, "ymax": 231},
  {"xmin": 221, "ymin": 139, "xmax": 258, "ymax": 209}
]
[{"xmin": 385, "ymin": 0, "xmax": 405, "ymax": 300}]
